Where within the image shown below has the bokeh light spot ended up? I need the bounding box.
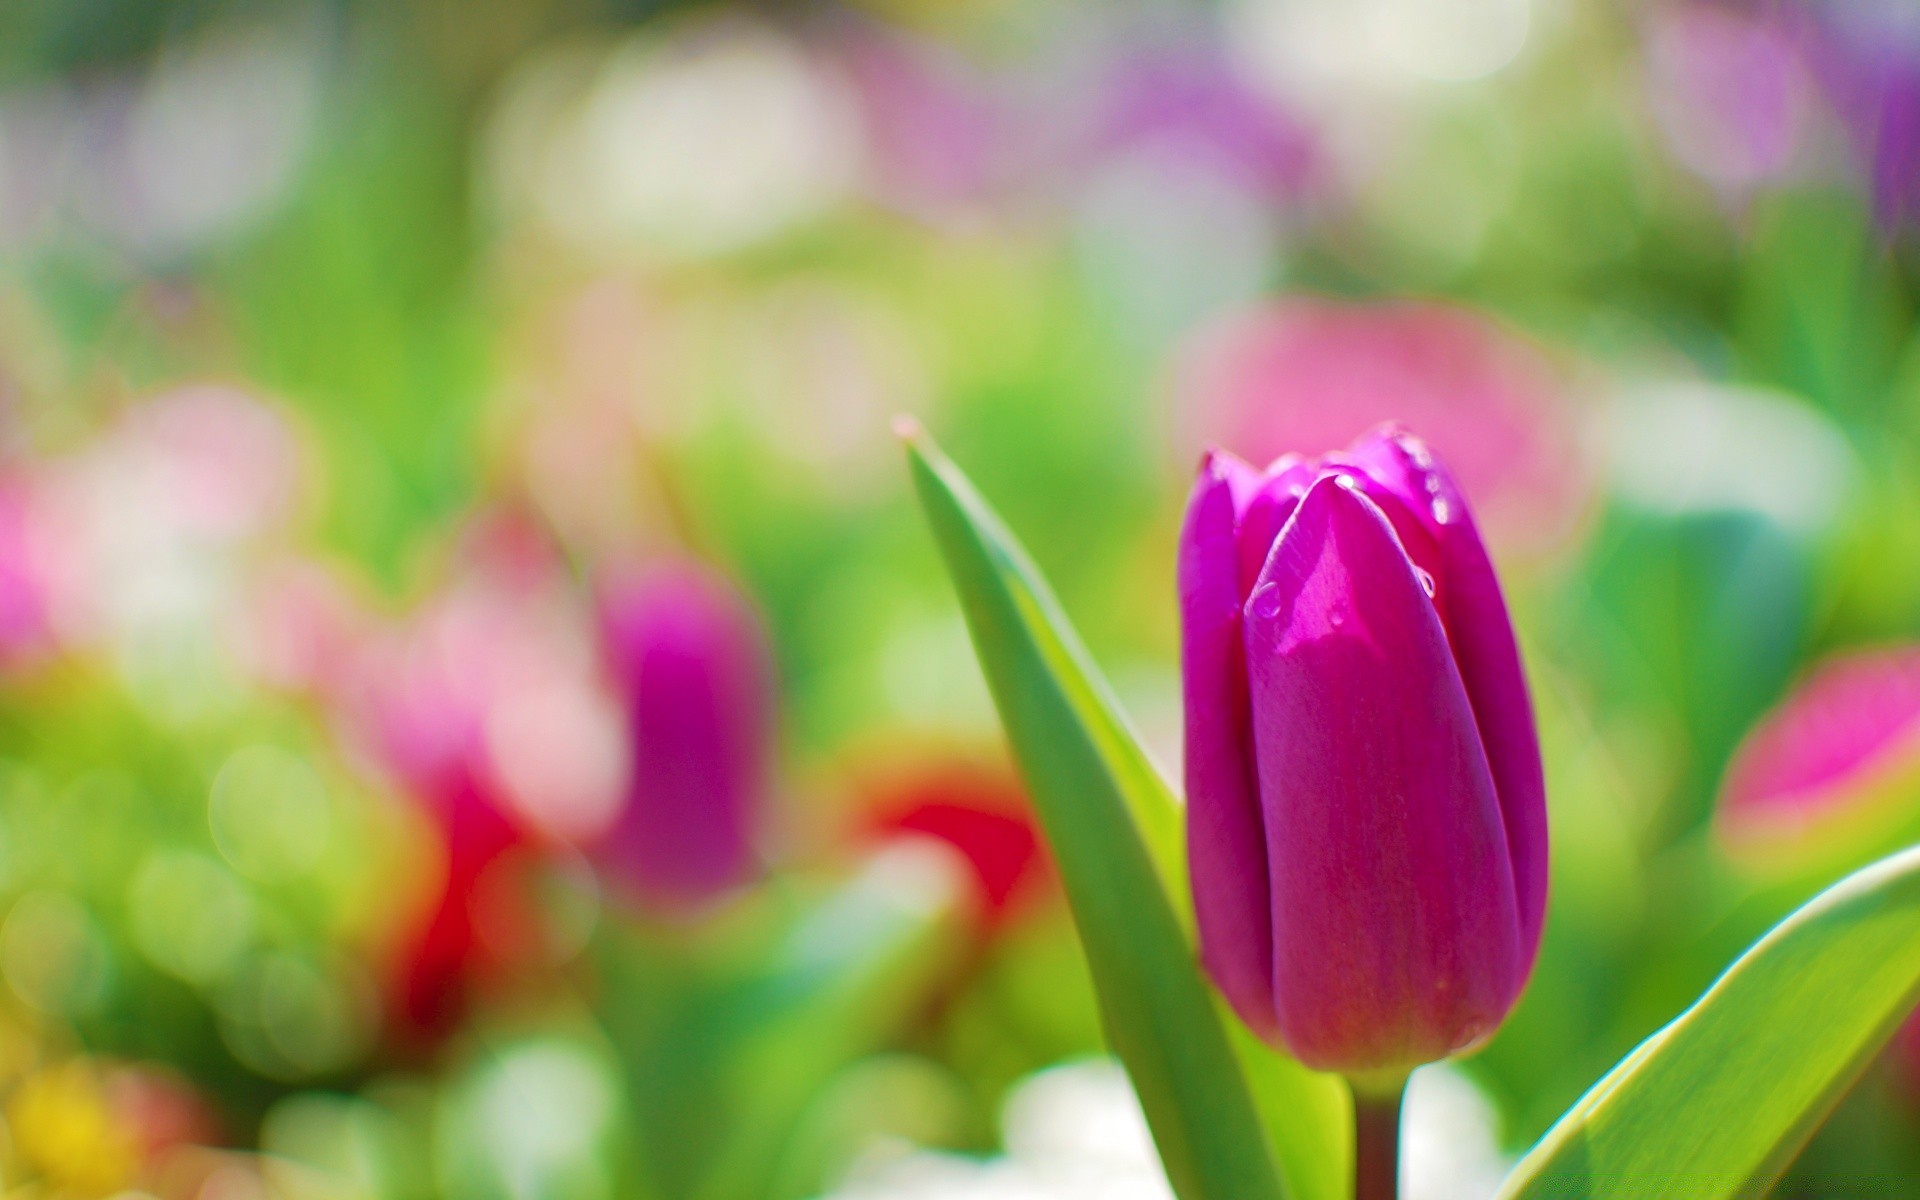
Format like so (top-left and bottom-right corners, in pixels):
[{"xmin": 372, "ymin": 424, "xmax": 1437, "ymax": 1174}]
[{"xmin": 209, "ymin": 745, "xmax": 332, "ymax": 882}]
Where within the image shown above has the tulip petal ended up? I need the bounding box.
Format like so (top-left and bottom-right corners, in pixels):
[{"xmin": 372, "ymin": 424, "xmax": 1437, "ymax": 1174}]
[
  {"xmin": 1245, "ymin": 475, "xmax": 1522, "ymax": 1072},
  {"xmin": 1180, "ymin": 451, "xmax": 1277, "ymax": 1037},
  {"xmin": 1236, "ymin": 456, "xmax": 1317, "ymax": 597},
  {"xmin": 1346, "ymin": 426, "xmax": 1549, "ymax": 978}
]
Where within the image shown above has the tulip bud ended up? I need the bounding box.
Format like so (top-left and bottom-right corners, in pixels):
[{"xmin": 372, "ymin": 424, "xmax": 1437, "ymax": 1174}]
[
  {"xmin": 1180, "ymin": 425, "xmax": 1546, "ymax": 1076},
  {"xmin": 595, "ymin": 564, "xmax": 775, "ymax": 912}
]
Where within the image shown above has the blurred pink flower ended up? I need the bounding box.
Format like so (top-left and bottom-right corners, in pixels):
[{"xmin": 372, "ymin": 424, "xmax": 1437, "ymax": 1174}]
[
  {"xmin": 1173, "ymin": 299, "xmax": 1585, "ymax": 552},
  {"xmin": 1717, "ymin": 646, "xmax": 1920, "ymax": 857},
  {"xmin": 35, "ymin": 385, "xmax": 303, "ymax": 660},
  {"xmin": 837, "ymin": 23, "xmax": 1319, "ymax": 225},
  {"xmin": 1094, "ymin": 43, "xmax": 1319, "ymax": 202},
  {"xmin": 838, "ymin": 25, "xmax": 1005, "ymax": 220},
  {"xmin": 119, "ymin": 385, "xmax": 302, "ymax": 540},
  {"xmin": 592, "ymin": 562, "xmax": 775, "ymax": 915},
  {"xmin": 308, "ymin": 511, "xmax": 624, "ymax": 1040},
  {"xmin": 1646, "ymin": 3, "xmax": 1812, "ymax": 197},
  {"xmin": 0, "ymin": 478, "xmax": 55, "ymax": 665},
  {"xmin": 241, "ymin": 556, "xmax": 370, "ymax": 697},
  {"xmin": 0, "ymin": 388, "xmax": 300, "ymax": 683},
  {"xmin": 331, "ymin": 513, "xmax": 623, "ymax": 835}
]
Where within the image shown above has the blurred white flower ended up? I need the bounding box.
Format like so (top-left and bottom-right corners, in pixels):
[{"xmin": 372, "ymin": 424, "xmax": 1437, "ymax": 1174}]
[
  {"xmin": 484, "ymin": 674, "xmax": 630, "ymax": 843},
  {"xmin": 0, "ymin": 84, "xmax": 77, "ymax": 247},
  {"xmin": 823, "ymin": 1058, "xmax": 1513, "ymax": 1200},
  {"xmin": 822, "ymin": 1059, "xmax": 1171, "ymax": 1200},
  {"xmin": 1401, "ymin": 1065, "xmax": 1511, "ymax": 1200},
  {"xmin": 1602, "ymin": 380, "xmax": 1854, "ymax": 537},
  {"xmin": 732, "ymin": 279, "xmax": 932, "ymax": 489},
  {"xmin": 88, "ymin": 16, "xmax": 327, "ymax": 257},
  {"xmin": 1229, "ymin": 0, "xmax": 1533, "ymax": 101},
  {"xmin": 488, "ymin": 18, "xmax": 863, "ymax": 260},
  {"xmin": 442, "ymin": 1039, "xmax": 623, "ymax": 1200},
  {"xmin": 35, "ymin": 386, "xmax": 305, "ymax": 719},
  {"xmin": 1219, "ymin": 0, "xmax": 1537, "ymax": 249},
  {"xmin": 999, "ymin": 1060, "xmax": 1164, "ymax": 1178},
  {"xmin": 0, "ymin": 14, "xmax": 331, "ymax": 257},
  {"xmin": 1073, "ymin": 136, "xmax": 1283, "ymax": 348}
]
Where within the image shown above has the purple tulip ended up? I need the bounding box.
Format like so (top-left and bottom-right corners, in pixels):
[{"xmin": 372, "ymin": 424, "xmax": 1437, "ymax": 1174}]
[
  {"xmin": 595, "ymin": 564, "xmax": 775, "ymax": 913},
  {"xmin": 1179, "ymin": 425, "xmax": 1546, "ymax": 1076},
  {"xmin": 1789, "ymin": 0, "xmax": 1920, "ymax": 230}
]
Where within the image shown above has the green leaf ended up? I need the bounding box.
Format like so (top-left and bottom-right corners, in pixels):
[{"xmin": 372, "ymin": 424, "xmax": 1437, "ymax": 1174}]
[
  {"xmin": 596, "ymin": 848, "xmax": 966, "ymax": 1200},
  {"xmin": 1229, "ymin": 1015, "xmax": 1352, "ymax": 1200},
  {"xmin": 1501, "ymin": 844, "xmax": 1920, "ymax": 1198},
  {"xmin": 905, "ymin": 427, "xmax": 1336, "ymax": 1200},
  {"xmin": 702, "ymin": 843, "xmax": 969, "ymax": 1200}
]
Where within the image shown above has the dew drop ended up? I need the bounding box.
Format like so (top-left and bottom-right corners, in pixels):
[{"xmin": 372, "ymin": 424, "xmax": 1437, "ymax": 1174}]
[
  {"xmin": 1249, "ymin": 583, "xmax": 1284, "ymax": 621},
  {"xmin": 1431, "ymin": 496, "xmax": 1452, "ymax": 525},
  {"xmin": 1414, "ymin": 568, "xmax": 1437, "ymax": 598}
]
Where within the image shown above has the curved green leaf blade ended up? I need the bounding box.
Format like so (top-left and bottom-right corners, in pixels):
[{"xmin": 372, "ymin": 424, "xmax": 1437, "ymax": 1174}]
[
  {"xmin": 1229, "ymin": 1014, "xmax": 1352, "ymax": 1200},
  {"xmin": 1501, "ymin": 844, "xmax": 1920, "ymax": 1198},
  {"xmin": 704, "ymin": 843, "xmax": 970, "ymax": 1200},
  {"xmin": 905, "ymin": 427, "xmax": 1326, "ymax": 1200}
]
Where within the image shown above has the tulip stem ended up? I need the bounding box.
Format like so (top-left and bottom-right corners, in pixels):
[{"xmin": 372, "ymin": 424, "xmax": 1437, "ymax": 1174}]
[{"xmin": 1352, "ymin": 1076, "xmax": 1406, "ymax": 1200}]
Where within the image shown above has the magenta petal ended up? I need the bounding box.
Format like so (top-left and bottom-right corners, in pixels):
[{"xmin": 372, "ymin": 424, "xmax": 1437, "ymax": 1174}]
[
  {"xmin": 597, "ymin": 565, "xmax": 774, "ymax": 912},
  {"xmin": 1245, "ymin": 476, "xmax": 1522, "ymax": 1073},
  {"xmin": 1345, "ymin": 426, "xmax": 1548, "ymax": 979},
  {"xmin": 1720, "ymin": 647, "xmax": 1920, "ymax": 840},
  {"xmin": 1235, "ymin": 456, "xmax": 1317, "ymax": 597},
  {"xmin": 1180, "ymin": 451, "xmax": 1277, "ymax": 1038}
]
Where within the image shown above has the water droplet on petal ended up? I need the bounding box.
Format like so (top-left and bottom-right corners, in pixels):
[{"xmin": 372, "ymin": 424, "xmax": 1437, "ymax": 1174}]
[
  {"xmin": 1431, "ymin": 497, "xmax": 1452, "ymax": 525},
  {"xmin": 1414, "ymin": 568, "xmax": 1437, "ymax": 598},
  {"xmin": 1250, "ymin": 583, "xmax": 1283, "ymax": 621}
]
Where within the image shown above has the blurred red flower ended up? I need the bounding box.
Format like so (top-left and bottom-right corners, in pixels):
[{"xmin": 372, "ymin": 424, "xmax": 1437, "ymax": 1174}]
[{"xmin": 860, "ymin": 755, "xmax": 1050, "ymax": 930}]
